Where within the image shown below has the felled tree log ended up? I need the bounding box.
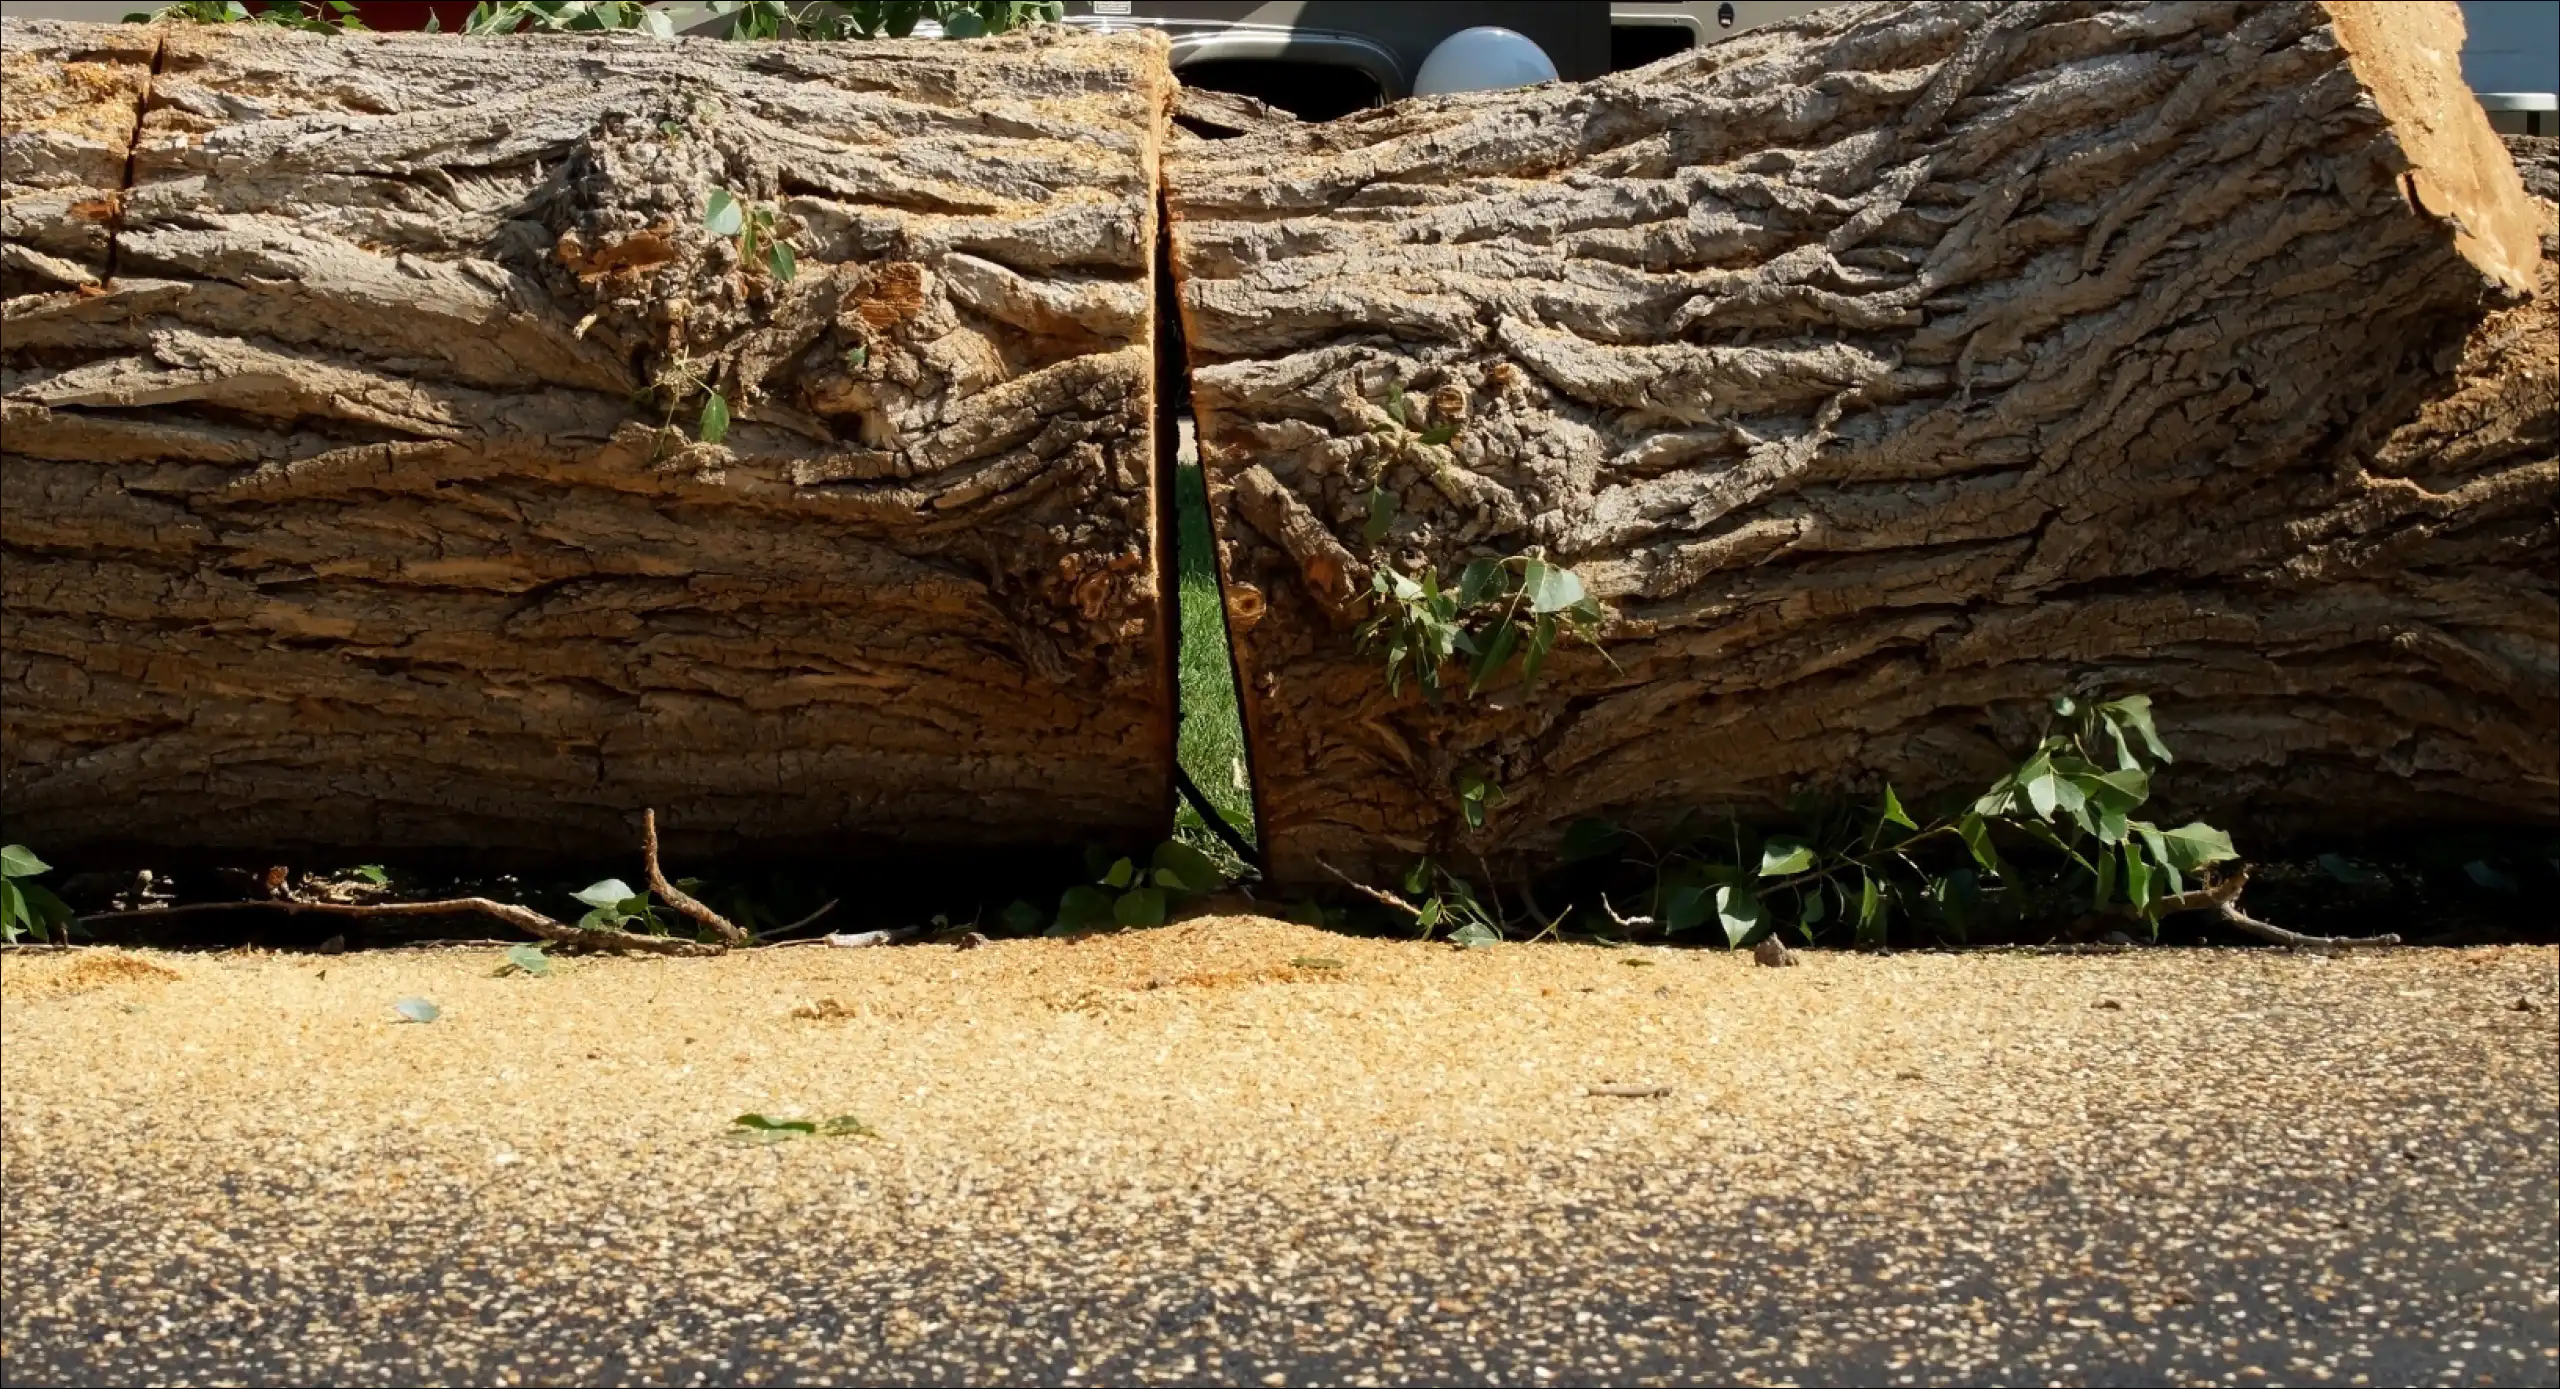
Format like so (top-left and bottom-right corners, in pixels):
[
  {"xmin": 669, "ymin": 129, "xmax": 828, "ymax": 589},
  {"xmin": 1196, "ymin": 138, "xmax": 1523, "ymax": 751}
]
[
  {"xmin": 1167, "ymin": 0, "xmax": 2553, "ymax": 883},
  {"xmin": 1, "ymin": 19, "xmax": 1176, "ymax": 859}
]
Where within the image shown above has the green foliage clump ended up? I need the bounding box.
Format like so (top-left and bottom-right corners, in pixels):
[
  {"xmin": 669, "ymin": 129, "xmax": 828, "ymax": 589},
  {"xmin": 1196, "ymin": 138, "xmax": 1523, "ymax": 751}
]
[
  {"xmin": 1048, "ymin": 841, "xmax": 1228, "ymax": 934},
  {"xmin": 1566, "ymin": 694, "xmax": 2237, "ymax": 950},
  {"xmin": 1, "ymin": 845, "xmax": 77, "ymax": 945},
  {"xmin": 1359, "ymin": 554, "xmax": 1607, "ymax": 704},
  {"xmin": 127, "ymin": 2, "xmax": 367, "ymax": 30}
]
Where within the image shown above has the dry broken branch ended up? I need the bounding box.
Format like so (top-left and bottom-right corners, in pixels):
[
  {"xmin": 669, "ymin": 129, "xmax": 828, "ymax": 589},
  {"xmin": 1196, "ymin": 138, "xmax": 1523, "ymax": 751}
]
[
  {"xmin": 643, "ymin": 809, "xmax": 745, "ymax": 947},
  {"xmin": 74, "ymin": 896, "xmax": 722, "ymax": 957}
]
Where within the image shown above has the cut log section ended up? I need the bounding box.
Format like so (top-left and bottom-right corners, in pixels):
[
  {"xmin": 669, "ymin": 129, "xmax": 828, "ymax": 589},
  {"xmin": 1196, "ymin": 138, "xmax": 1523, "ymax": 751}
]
[
  {"xmin": 1, "ymin": 19, "xmax": 1177, "ymax": 859},
  {"xmin": 1167, "ymin": 1, "xmax": 2554, "ymax": 883}
]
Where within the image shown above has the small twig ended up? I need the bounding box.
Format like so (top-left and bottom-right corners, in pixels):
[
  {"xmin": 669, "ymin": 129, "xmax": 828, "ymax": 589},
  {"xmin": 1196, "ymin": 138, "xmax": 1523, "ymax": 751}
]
[
  {"xmin": 823, "ymin": 926, "xmax": 926, "ymax": 949},
  {"xmin": 74, "ymin": 898, "xmax": 721, "ymax": 956},
  {"xmin": 643, "ymin": 809, "xmax": 745, "ymax": 947},
  {"xmin": 1318, "ymin": 857, "xmax": 1423, "ymax": 921},
  {"xmin": 2158, "ymin": 867, "xmax": 2399, "ymax": 951},
  {"xmin": 1475, "ymin": 851, "xmax": 1507, "ymax": 932},
  {"xmin": 1600, "ymin": 892, "xmax": 1655, "ymax": 934},
  {"xmin": 753, "ymin": 899, "xmax": 840, "ymax": 943}
]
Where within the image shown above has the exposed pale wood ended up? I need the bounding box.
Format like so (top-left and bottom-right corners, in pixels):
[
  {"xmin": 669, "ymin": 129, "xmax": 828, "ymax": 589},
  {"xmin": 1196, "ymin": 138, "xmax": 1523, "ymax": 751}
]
[
  {"xmin": 1167, "ymin": 0, "xmax": 2555, "ymax": 883},
  {"xmin": 0, "ymin": 21, "xmax": 155, "ymax": 294},
  {"xmin": 1, "ymin": 18, "xmax": 1177, "ymax": 859}
]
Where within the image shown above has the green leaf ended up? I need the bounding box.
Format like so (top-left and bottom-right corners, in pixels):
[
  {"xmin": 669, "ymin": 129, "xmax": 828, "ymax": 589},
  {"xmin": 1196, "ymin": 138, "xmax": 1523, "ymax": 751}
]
[
  {"xmin": 1559, "ymin": 819, "xmax": 1623, "ymax": 864},
  {"xmin": 1054, "ymin": 884, "xmax": 1114, "ymax": 932},
  {"xmin": 1289, "ymin": 956, "xmax": 1344, "ymax": 970},
  {"xmin": 1756, "ymin": 837, "xmax": 1815, "ymax": 877},
  {"xmin": 2093, "ymin": 847, "xmax": 2118, "ymax": 909},
  {"xmin": 2051, "ymin": 694, "xmax": 2077, "ymax": 718},
  {"xmin": 2102, "ymin": 695, "xmax": 2172, "ymax": 763},
  {"xmin": 1001, "ymin": 898, "xmax": 1044, "ymax": 932},
  {"xmin": 1466, "ymin": 620, "xmax": 1519, "ymax": 694},
  {"xmin": 1661, "ymin": 884, "xmax": 1711, "ymax": 935},
  {"xmin": 2096, "ymin": 804, "xmax": 2129, "ymax": 846},
  {"xmin": 2465, "ymin": 859, "xmax": 2520, "ymax": 894},
  {"xmin": 732, "ymin": 1113, "xmax": 817, "ymax": 1134},
  {"xmin": 1113, "ymin": 887, "xmax": 1167, "ymax": 927},
  {"xmin": 942, "ymin": 7, "xmax": 985, "ymax": 36},
  {"xmin": 1958, "ymin": 813, "xmax": 2006, "ymax": 879},
  {"xmin": 352, "ymin": 864, "xmax": 389, "ymax": 885},
  {"xmin": 393, "ymin": 997, "xmax": 439, "ymax": 1024},
  {"xmin": 1798, "ymin": 888, "xmax": 1827, "ymax": 928},
  {"xmin": 815, "ymin": 1115, "xmax": 876, "ymax": 1138},
  {"xmin": 0, "ymin": 845, "xmax": 51, "ymax": 879},
  {"xmin": 1456, "ymin": 558, "xmax": 1504, "ymax": 607},
  {"xmin": 767, "ymin": 241, "xmax": 797, "ymax": 282},
  {"xmin": 2025, "ymin": 770, "xmax": 2084, "ymax": 821},
  {"xmin": 1855, "ymin": 872, "xmax": 1885, "ymax": 946},
  {"xmin": 1417, "ymin": 422, "xmax": 1458, "ymax": 446},
  {"xmin": 704, "ymin": 187, "xmax": 743, "ymax": 237},
  {"xmin": 1714, "ymin": 884, "xmax": 1764, "ymax": 948},
  {"xmin": 2122, "ymin": 841, "xmax": 2155, "ymax": 915},
  {"xmin": 2079, "ymin": 765, "xmax": 2150, "ymax": 810},
  {"xmin": 1520, "ymin": 559, "xmax": 1586, "ymax": 614},
  {"xmin": 2151, "ymin": 821, "xmax": 2237, "ymax": 872},
  {"xmin": 843, "ymin": 344, "xmax": 869, "ymax": 369},
  {"xmin": 698, "ymin": 391, "xmax": 731, "ymax": 445},
  {"xmin": 1402, "ymin": 859, "xmax": 1431, "ymax": 896},
  {"xmin": 505, "ymin": 943, "xmax": 551, "ymax": 977},
  {"xmin": 1413, "ymin": 897, "xmax": 1443, "ymax": 932},
  {"xmin": 0, "ymin": 881, "xmax": 23, "ymax": 941},
  {"xmin": 1447, "ymin": 921, "xmax": 1500, "ymax": 949},
  {"xmin": 1879, "ymin": 785, "xmax": 1916, "ymax": 832},
  {"xmin": 1520, "ymin": 612, "xmax": 1559, "ymax": 685},
  {"xmin": 573, "ymin": 879, "xmax": 635, "ymax": 909},
  {"xmin": 1100, "ymin": 857, "xmax": 1135, "ymax": 889},
  {"xmin": 2132, "ymin": 823, "xmax": 2183, "ymax": 896},
  {"xmin": 1150, "ymin": 840, "xmax": 1227, "ymax": 894},
  {"xmin": 1363, "ymin": 486, "xmax": 1397, "ymax": 543}
]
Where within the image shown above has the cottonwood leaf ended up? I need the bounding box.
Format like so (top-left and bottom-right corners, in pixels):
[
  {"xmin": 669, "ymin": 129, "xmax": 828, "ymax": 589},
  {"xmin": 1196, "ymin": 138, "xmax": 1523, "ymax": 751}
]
[
  {"xmin": 393, "ymin": 997, "xmax": 439, "ymax": 1024},
  {"xmin": 1521, "ymin": 560, "xmax": 1585, "ymax": 614},
  {"xmin": 0, "ymin": 845, "xmax": 50, "ymax": 878},
  {"xmin": 1715, "ymin": 884, "xmax": 1764, "ymax": 948},
  {"xmin": 704, "ymin": 188, "xmax": 743, "ymax": 237},
  {"xmin": 1757, "ymin": 838, "xmax": 1815, "ymax": 877},
  {"xmin": 1113, "ymin": 887, "xmax": 1166, "ymax": 927},
  {"xmin": 1151, "ymin": 840, "xmax": 1226, "ymax": 894}
]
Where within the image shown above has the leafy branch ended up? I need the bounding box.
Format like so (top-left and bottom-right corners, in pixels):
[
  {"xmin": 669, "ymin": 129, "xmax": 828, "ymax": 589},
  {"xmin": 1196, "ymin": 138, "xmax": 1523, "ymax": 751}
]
[
  {"xmin": 1049, "ymin": 840, "xmax": 1229, "ymax": 933},
  {"xmin": 1358, "ymin": 556, "xmax": 1607, "ymax": 704},
  {"xmin": 126, "ymin": 1, "xmax": 367, "ymax": 30},
  {"xmin": 1, "ymin": 846, "xmax": 78, "ymax": 945}
]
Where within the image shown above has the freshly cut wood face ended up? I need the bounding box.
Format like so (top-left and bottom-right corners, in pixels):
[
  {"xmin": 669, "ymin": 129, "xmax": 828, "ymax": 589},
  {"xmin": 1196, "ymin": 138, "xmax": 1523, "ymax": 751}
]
[
  {"xmin": 1, "ymin": 20, "xmax": 1176, "ymax": 857},
  {"xmin": 1168, "ymin": 0, "xmax": 2554, "ymax": 882}
]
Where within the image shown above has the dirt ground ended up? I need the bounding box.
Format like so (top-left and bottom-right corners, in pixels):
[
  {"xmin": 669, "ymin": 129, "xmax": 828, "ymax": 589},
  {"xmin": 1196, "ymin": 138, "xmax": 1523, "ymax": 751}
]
[{"xmin": 4, "ymin": 922, "xmax": 2555, "ymax": 1385}]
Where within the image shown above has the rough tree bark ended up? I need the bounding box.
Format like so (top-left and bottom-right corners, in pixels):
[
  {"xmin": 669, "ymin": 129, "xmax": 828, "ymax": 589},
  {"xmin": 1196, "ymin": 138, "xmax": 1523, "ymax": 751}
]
[
  {"xmin": 1, "ymin": 19, "xmax": 1177, "ymax": 859},
  {"xmin": 1167, "ymin": 1, "xmax": 2554, "ymax": 883}
]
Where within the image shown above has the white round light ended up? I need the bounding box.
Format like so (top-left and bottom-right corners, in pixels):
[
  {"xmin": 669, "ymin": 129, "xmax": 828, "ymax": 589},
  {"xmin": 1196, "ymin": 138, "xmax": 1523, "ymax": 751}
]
[{"xmin": 1412, "ymin": 27, "xmax": 1559, "ymax": 97}]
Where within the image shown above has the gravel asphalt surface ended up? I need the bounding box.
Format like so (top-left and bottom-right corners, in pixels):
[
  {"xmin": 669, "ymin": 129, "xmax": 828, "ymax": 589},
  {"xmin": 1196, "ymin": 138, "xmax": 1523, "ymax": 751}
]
[{"xmin": 3, "ymin": 922, "xmax": 2554, "ymax": 1386}]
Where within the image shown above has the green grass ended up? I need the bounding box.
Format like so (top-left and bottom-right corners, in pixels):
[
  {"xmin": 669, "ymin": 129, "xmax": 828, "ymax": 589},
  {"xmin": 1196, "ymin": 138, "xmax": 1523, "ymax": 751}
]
[{"xmin": 1171, "ymin": 452, "xmax": 1258, "ymax": 876}]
